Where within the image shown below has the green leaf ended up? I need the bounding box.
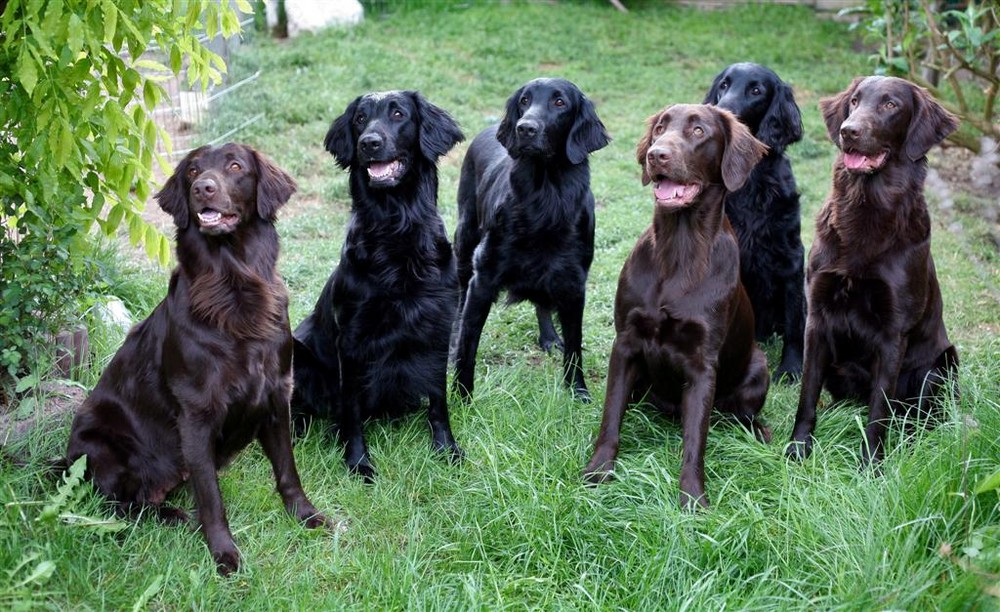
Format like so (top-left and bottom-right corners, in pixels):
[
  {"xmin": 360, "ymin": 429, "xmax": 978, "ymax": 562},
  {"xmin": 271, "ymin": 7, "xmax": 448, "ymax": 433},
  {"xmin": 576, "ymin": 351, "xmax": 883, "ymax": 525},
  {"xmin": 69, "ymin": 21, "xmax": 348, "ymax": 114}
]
[
  {"xmin": 974, "ymin": 469, "xmax": 1000, "ymax": 495},
  {"xmin": 17, "ymin": 50, "xmax": 39, "ymax": 96},
  {"xmin": 38, "ymin": 455, "xmax": 87, "ymax": 523},
  {"xmin": 143, "ymin": 225, "xmax": 160, "ymax": 260},
  {"xmin": 105, "ymin": 202, "xmax": 125, "ymax": 234},
  {"xmin": 206, "ymin": 3, "xmax": 219, "ymax": 39},
  {"xmin": 55, "ymin": 119, "xmax": 74, "ymax": 168},
  {"xmin": 235, "ymin": 0, "xmax": 252, "ymax": 13},
  {"xmin": 170, "ymin": 44, "xmax": 182, "ymax": 74},
  {"xmin": 67, "ymin": 14, "xmax": 84, "ymax": 57},
  {"xmin": 128, "ymin": 211, "xmax": 143, "ymax": 244},
  {"xmin": 102, "ymin": 0, "xmax": 118, "ymax": 44},
  {"xmin": 143, "ymin": 79, "xmax": 158, "ymax": 110},
  {"xmin": 159, "ymin": 234, "xmax": 172, "ymax": 266}
]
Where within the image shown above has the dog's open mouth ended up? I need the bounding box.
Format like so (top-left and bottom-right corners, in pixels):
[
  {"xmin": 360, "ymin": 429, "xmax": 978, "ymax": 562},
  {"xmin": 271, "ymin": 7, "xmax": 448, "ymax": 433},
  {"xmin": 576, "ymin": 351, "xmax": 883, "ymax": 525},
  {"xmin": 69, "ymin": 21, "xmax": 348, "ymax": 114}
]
[
  {"xmin": 842, "ymin": 149, "xmax": 888, "ymax": 174},
  {"xmin": 366, "ymin": 159, "xmax": 406, "ymax": 186},
  {"xmin": 653, "ymin": 178, "xmax": 701, "ymax": 209},
  {"xmin": 197, "ymin": 208, "xmax": 240, "ymax": 234}
]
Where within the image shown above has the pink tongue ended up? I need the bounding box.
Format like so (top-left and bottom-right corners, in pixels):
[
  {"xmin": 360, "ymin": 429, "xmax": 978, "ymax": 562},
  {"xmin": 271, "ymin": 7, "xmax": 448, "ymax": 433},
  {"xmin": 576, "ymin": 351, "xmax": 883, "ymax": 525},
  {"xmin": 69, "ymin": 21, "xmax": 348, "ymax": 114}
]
[
  {"xmin": 369, "ymin": 162, "xmax": 392, "ymax": 175},
  {"xmin": 843, "ymin": 152, "xmax": 869, "ymax": 170},
  {"xmin": 655, "ymin": 180, "xmax": 684, "ymax": 201}
]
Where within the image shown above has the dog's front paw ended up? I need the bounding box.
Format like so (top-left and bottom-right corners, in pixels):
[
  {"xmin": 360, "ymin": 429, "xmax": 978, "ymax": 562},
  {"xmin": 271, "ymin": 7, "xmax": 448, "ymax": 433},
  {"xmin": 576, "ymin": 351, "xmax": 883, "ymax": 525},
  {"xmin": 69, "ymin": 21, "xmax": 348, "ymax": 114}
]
[
  {"xmin": 773, "ymin": 365, "xmax": 802, "ymax": 384},
  {"xmin": 583, "ymin": 455, "xmax": 615, "ymax": 485},
  {"xmin": 538, "ymin": 333, "xmax": 564, "ymax": 354},
  {"xmin": 348, "ymin": 459, "xmax": 376, "ymax": 483},
  {"xmin": 573, "ymin": 386, "xmax": 592, "ymax": 403},
  {"xmin": 784, "ymin": 438, "xmax": 812, "ymax": 461},
  {"xmin": 433, "ymin": 439, "xmax": 465, "ymax": 464},
  {"xmin": 679, "ymin": 489, "xmax": 709, "ymax": 511},
  {"xmin": 307, "ymin": 511, "xmax": 349, "ymax": 533},
  {"xmin": 212, "ymin": 546, "xmax": 241, "ymax": 576}
]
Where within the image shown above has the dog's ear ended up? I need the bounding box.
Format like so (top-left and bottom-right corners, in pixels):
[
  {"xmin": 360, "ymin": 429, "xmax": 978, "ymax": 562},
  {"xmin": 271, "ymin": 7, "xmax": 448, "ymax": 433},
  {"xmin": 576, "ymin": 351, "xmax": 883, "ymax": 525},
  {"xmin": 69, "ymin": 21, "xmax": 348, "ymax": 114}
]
[
  {"xmin": 819, "ymin": 76, "xmax": 865, "ymax": 145},
  {"xmin": 155, "ymin": 147, "xmax": 206, "ymax": 230},
  {"xmin": 411, "ymin": 91, "xmax": 464, "ymax": 162},
  {"xmin": 252, "ymin": 148, "xmax": 297, "ymax": 221},
  {"xmin": 635, "ymin": 110, "xmax": 663, "ymax": 186},
  {"xmin": 904, "ymin": 85, "xmax": 959, "ymax": 161},
  {"xmin": 702, "ymin": 69, "xmax": 726, "ymax": 105},
  {"xmin": 566, "ymin": 92, "xmax": 611, "ymax": 165},
  {"xmin": 756, "ymin": 80, "xmax": 803, "ymax": 152},
  {"xmin": 324, "ymin": 96, "xmax": 361, "ymax": 169},
  {"xmin": 720, "ymin": 110, "xmax": 769, "ymax": 192},
  {"xmin": 496, "ymin": 85, "xmax": 524, "ymax": 154}
]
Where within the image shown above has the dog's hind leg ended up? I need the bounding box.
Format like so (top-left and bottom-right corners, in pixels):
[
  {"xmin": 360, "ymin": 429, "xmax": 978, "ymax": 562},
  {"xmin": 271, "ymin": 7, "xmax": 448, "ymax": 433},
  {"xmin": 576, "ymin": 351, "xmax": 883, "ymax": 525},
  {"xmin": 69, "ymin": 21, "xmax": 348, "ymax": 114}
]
[
  {"xmin": 719, "ymin": 346, "xmax": 772, "ymax": 443},
  {"xmin": 535, "ymin": 305, "xmax": 564, "ymax": 353},
  {"xmin": 556, "ymin": 298, "xmax": 590, "ymax": 402},
  {"xmin": 427, "ymin": 383, "xmax": 463, "ymax": 463}
]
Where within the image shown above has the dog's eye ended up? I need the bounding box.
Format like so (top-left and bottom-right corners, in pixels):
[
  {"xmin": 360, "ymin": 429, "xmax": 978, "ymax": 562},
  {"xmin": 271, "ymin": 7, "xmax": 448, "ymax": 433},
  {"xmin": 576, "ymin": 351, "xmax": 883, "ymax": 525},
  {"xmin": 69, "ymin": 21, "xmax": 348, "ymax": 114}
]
[
  {"xmin": 187, "ymin": 167, "xmax": 199, "ymax": 177},
  {"xmin": 354, "ymin": 113, "xmax": 367, "ymax": 125},
  {"xmin": 229, "ymin": 162, "xmax": 241, "ymax": 172},
  {"xmin": 392, "ymin": 109, "xmax": 405, "ymax": 119},
  {"xmin": 751, "ymin": 87, "xmax": 762, "ymax": 96},
  {"xmin": 653, "ymin": 123, "xmax": 664, "ymax": 136},
  {"xmin": 692, "ymin": 126, "xmax": 704, "ymax": 136},
  {"xmin": 885, "ymin": 100, "xmax": 896, "ymax": 110},
  {"xmin": 554, "ymin": 97, "xmax": 565, "ymax": 108},
  {"xmin": 519, "ymin": 96, "xmax": 529, "ymax": 106},
  {"xmin": 719, "ymin": 82, "xmax": 728, "ymax": 91},
  {"xmin": 850, "ymin": 97, "xmax": 859, "ymax": 107}
]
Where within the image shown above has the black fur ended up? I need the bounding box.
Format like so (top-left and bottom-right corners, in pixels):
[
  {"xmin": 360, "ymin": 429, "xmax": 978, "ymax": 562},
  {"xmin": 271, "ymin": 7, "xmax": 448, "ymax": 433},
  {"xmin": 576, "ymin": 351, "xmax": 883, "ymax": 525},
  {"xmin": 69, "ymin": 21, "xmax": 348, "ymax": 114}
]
[
  {"xmin": 452, "ymin": 77, "xmax": 611, "ymax": 402},
  {"xmin": 292, "ymin": 91, "xmax": 464, "ymax": 479},
  {"xmin": 704, "ymin": 62, "xmax": 806, "ymax": 380}
]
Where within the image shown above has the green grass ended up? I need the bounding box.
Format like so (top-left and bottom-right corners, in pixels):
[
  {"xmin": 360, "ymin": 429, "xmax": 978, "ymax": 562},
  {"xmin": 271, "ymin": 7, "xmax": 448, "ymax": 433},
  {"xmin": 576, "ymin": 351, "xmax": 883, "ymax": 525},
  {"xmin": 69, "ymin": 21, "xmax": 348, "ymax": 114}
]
[{"xmin": 3, "ymin": 2, "xmax": 1000, "ymax": 609}]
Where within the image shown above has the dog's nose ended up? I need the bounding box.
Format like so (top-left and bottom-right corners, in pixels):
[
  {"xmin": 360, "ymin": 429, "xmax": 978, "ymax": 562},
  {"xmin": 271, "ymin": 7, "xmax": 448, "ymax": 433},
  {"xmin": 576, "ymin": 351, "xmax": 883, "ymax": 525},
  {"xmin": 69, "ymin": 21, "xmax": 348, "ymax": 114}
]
[
  {"xmin": 192, "ymin": 178, "xmax": 218, "ymax": 201},
  {"xmin": 359, "ymin": 133, "xmax": 383, "ymax": 153},
  {"xmin": 647, "ymin": 147, "xmax": 670, "ymax": 166},
  {"xmin": 516, "ymin": 120, "xmax": 539, "ymax": 139},
  {"xmin": 840, "ymin": 123, "xmax": 862, "ymax": 142}
]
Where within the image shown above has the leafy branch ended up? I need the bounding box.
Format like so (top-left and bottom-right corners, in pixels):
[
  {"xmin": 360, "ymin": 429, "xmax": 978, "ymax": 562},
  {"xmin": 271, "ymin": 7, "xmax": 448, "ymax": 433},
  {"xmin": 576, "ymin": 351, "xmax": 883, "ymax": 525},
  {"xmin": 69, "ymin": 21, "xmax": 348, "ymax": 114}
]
[
  {"xmin": 0, "ymin": 0, "xmax": 251, "ymax": 376},
  {"xmin": 845, "ymin": 0, "xmax": 999, "ymax": 156}
]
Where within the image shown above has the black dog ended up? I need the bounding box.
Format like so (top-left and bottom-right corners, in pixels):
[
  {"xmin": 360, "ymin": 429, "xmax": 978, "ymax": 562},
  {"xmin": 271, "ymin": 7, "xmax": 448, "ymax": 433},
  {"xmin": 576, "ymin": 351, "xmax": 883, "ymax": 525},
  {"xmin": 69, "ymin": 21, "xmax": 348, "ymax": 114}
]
[
  {"xmin": 452, "ymin": 77, "xmax": 611, "ymax": 402},
  {"xmin": 787, "ymin": 76, "xmax": 959, "ymax": 466},
  {"xmin": 67, "ymin": 144, "xmax": 331, "ymax": 575},
  {"xmin": 292, "ymin": 91, "xmax": 464, "ymax": 479},
  {"xmin": 704, "ymin": 62, "xmax": 806, "ymax": 380}
]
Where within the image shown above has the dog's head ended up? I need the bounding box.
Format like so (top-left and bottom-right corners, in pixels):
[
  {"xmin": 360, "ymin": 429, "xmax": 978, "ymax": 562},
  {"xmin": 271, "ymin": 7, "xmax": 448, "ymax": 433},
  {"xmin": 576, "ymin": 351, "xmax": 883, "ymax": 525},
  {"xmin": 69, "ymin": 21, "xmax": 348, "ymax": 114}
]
[
  {"xmin": 496, "ymin": 77, "xmax": 611, "ymax": 164},
  {"xmin": 820, "ymin": 76, "xmax": 958, "ymax": 174},
  {"xmin": 704, "ymin": 62, "xmax": 802, "ymax": 153},
  {"xmin": 636, "ymin": 104, "xmax": 768, "ymax": 210},
  {"xmin": 155, "ymin": 143, "xmax": 297, "ymax": 235},
  {"xmin": 324, "ymin": 90, "xmax": 464, "ymax": 189}
]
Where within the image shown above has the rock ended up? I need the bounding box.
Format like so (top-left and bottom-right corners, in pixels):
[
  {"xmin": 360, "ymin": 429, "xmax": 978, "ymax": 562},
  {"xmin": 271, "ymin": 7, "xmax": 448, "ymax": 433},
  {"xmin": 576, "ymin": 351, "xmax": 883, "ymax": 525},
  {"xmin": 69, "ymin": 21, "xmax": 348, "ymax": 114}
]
[{"xmin": 265, "ymin": 0, "xmax": 364, "ymax": 38}]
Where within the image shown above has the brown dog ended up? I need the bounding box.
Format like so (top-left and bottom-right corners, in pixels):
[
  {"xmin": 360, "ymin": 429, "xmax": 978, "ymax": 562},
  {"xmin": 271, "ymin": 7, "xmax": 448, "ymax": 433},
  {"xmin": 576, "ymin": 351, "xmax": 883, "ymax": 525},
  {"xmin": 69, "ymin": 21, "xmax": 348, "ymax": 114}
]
[
  {"xmin": 584, "ymin": 104, "xmax": 772, "ymax": 508},
  {"xmin": 787, "ymin": 76, "xmax": 960, "ymax": 466},
  {"xmin": 67, "ymin": 144, "xmax": 332, "ymax": 575}
]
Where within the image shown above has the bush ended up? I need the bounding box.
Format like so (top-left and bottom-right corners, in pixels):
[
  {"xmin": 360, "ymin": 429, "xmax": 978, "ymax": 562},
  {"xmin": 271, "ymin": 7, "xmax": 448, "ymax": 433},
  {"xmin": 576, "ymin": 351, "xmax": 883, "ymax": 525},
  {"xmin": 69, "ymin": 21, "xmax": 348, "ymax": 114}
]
[
  {"xmin": 0, "ymin": 0, "xmax": 249, "ymax": 378},
  {"xmin": 845, "ymin": 0, "xmax": 999, "ymax": 155}
]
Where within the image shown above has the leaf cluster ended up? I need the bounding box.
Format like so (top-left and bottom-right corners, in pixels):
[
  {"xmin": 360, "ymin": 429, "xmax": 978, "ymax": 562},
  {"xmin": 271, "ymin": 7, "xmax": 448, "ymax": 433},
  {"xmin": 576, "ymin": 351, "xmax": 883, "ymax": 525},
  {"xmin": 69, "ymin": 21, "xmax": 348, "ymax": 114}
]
[
  {"xmin": 844, "ymin": 0, "xmax": 999, "ymax": 155},
  {"xmin": 0, "ymin": 0, "xmax": 249, "ymax": 377}
]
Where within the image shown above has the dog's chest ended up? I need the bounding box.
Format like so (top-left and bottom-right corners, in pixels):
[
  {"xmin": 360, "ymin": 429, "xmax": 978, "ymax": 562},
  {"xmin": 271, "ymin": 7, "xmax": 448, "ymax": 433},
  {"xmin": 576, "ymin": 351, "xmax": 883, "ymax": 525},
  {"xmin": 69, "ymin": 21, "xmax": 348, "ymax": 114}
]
[
  {"xmin": 625, "ymin": 306, "xmax": 708, "ymax": 374},
  {"xmin": 811, "ymin": 271, "xmax": 895, "ymax": 334}
]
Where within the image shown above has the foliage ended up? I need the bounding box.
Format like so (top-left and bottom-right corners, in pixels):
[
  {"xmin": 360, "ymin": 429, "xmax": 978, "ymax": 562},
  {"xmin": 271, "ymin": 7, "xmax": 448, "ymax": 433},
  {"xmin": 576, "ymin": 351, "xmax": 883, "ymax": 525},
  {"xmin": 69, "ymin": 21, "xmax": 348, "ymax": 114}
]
[
  {"xmin": 0, "ymin": 0, "xmax": 250, "ymax": 377},
  {"xmin": 844, "ymin": 0, "xmax": 999, "ymax": 155}
]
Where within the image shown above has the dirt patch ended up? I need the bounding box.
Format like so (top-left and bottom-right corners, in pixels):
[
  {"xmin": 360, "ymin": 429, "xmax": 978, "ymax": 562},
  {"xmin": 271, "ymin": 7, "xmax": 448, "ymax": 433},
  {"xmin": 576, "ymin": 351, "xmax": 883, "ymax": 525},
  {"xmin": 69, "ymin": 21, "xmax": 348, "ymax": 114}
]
[{"xmin": 0, "ymin": 382, "xmax": 83, "ymax": 448}]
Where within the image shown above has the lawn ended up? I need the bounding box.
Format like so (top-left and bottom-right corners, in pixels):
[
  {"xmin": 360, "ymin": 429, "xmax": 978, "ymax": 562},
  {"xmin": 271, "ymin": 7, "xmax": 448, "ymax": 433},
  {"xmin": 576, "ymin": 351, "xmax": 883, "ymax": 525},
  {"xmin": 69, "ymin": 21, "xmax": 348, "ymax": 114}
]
[{"xmin": 2, "ymin": 1, "xmax": 999, "ymax": 609}]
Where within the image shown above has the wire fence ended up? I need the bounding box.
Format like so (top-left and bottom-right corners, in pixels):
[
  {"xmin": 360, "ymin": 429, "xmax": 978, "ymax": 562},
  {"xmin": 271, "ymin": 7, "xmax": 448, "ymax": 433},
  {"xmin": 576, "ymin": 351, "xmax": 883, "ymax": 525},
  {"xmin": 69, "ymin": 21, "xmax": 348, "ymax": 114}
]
[{"xmin": 139, "ymin": 18, "xmax": 261, "ymax": 160}]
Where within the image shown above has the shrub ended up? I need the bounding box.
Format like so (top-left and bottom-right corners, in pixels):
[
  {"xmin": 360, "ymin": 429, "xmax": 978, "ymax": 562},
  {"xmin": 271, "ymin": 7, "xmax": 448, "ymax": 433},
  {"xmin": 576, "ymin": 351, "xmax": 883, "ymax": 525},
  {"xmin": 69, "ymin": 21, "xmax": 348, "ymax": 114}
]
[
  {"xmin": 845, "ymin": 0, "xmax": 999, "ymax": 156},
  {"xmin": 0, "ymin": 0, "xmax": 250, "ymax": 378}
]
